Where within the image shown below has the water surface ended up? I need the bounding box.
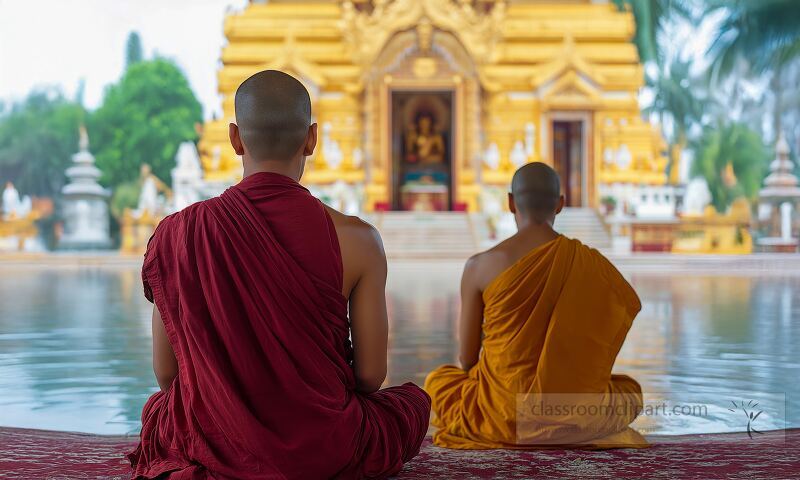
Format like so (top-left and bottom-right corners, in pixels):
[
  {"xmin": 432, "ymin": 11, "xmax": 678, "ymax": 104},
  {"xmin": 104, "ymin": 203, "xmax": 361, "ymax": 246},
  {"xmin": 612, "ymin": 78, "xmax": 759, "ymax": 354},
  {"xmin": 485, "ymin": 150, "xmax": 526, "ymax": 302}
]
[{"xmin": 0, "ymin": 263, "xmax": 797, "ymax": 435}]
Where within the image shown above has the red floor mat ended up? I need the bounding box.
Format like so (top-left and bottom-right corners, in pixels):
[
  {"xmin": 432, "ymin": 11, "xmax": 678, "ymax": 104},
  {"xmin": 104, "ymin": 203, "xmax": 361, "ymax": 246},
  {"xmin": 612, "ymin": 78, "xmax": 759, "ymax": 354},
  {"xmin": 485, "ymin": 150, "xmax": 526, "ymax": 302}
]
[{"xmin": 1, "ymin": 427, "xmax": 797, "ymax": 479}]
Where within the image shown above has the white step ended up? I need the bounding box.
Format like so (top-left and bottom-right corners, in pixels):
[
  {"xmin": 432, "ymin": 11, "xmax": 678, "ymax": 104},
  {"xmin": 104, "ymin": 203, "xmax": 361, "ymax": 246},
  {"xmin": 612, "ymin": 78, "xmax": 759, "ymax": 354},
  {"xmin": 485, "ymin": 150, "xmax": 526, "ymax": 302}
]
[
  {"xmin": 555, "ymin": 207, "xmax": 612, "ymax": 249},
  {"xmin": 369, "ymin": 212, "xmax": 479, "ymax": 259}
]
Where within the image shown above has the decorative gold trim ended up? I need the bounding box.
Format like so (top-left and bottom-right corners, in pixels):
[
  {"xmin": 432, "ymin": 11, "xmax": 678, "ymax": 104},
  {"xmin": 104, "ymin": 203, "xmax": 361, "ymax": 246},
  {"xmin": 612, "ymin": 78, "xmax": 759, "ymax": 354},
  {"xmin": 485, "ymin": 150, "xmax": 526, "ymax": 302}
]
[{"xmin": 340, "ymin": 0, "xmax": 506, "ymax": 68}]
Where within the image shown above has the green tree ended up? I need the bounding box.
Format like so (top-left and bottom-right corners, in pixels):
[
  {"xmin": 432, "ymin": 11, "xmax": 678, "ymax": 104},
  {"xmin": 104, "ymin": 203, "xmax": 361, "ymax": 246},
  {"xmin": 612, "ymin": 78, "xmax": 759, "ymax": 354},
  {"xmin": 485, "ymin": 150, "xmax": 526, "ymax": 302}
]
[
  {"xmin": 690, "ymin": 122, "xmax": 770, "ymax": 212},
  {"xmin": 125, "ymin": 31, "xmax": 143, "ymax": 68},
  {"xmin": 89, "ymin": 57, "xmax": 202, "ymax": 187},
  {"xmin": 0, "ymin": 89, "xmax": 85, "ymax": 197}
]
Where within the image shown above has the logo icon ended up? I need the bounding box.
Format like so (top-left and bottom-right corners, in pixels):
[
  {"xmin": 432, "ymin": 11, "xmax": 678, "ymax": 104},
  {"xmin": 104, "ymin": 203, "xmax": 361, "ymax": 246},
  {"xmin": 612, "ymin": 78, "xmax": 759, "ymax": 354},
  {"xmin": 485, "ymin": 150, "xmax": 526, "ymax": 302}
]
[{"xmin": 729, "ymin": 400, "xmax": 763, "ymax": 439}]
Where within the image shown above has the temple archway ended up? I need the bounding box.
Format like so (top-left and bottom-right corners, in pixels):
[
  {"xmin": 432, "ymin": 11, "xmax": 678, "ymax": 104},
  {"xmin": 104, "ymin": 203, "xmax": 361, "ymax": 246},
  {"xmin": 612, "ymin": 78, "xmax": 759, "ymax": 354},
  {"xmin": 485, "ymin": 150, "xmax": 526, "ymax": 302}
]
[{"xmin": 362, "ymin": 25, "xmax": 482, "ymax": 211}]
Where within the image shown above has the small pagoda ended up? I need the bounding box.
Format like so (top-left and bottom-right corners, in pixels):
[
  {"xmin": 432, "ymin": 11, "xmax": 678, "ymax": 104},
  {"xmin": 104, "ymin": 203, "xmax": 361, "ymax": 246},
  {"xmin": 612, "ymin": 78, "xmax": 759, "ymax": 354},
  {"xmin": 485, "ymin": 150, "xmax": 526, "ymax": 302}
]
[
  {"xmin": 756, "ymin": 134, "xmax": 800, "ymax": 252},
  {"xmin": 59, "ymin": 127, "xmax": 112, "ymax": 250}
]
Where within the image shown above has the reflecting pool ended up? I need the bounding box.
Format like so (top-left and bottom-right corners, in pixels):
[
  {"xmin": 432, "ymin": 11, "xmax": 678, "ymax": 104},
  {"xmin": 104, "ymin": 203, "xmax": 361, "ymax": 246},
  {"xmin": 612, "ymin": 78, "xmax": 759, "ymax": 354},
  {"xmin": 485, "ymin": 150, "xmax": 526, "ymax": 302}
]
[{"xmin": 0, "ymin": 263, "xmax": 798, "ymax": 436}]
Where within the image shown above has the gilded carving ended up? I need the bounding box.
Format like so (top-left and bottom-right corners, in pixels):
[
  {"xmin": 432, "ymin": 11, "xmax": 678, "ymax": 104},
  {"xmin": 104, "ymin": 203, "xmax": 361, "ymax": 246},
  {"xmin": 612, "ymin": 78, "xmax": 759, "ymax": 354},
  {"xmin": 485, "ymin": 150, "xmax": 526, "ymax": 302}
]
[{"xmin": 340, "ymin": 0, "xmax": 505, "ymax": 66}]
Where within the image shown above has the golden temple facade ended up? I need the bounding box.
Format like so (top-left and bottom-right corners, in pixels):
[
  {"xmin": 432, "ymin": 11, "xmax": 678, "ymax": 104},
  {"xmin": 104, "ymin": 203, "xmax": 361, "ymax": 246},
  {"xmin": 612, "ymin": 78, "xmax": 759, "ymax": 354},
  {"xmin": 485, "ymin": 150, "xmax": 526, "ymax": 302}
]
[{"xmin": 198, "ymin": 0, "xmax": 669, "ymax": 212}]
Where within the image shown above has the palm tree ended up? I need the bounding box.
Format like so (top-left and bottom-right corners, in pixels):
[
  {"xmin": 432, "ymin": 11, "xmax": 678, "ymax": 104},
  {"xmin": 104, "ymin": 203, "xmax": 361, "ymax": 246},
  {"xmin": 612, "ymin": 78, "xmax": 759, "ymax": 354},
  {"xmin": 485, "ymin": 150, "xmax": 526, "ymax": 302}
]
[
  {"xmin": 612, "ymin": 0, "xmax": 693, "ymax": 65},
  {"xmin": 706, "ymin": 0, "xmax": 800, "ymax": 134},
  {"xmin": 645, "ymin": 59, "xmax": 703, "ymax": 145},
  {"xmin": 706, "ymin": 0, "xmax": 800, "ymax": 78},
  {"xmin": 644, "ymin": 58, "xmax": 704, "ymax": 178}
]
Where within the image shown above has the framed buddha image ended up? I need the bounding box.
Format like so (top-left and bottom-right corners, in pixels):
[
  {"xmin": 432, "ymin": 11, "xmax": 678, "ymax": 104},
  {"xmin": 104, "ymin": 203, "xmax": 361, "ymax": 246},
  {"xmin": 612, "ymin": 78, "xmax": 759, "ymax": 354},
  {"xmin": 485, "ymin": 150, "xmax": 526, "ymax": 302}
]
[{"xmin": 390, "ymin": 91, "xmax": 454, "ymax": 211}]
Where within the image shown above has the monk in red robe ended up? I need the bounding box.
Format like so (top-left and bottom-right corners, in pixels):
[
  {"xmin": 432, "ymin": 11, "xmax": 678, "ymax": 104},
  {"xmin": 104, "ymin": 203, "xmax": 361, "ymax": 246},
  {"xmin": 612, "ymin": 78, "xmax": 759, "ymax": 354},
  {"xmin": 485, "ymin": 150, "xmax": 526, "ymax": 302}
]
[{"xmin": 128, "ymin": 70, "xmax": 431, "ymax": 479}]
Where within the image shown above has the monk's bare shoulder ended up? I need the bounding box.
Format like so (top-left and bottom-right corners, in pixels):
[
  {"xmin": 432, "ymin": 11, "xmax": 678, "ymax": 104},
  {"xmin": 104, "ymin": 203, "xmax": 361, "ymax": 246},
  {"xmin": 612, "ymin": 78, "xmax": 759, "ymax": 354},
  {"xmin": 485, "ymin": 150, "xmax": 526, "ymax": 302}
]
[
  {"xmin": 464, "ymin": 238, "xmax": 517, "ymax": 291},
  {"xmin": 322, "ymin": 205, "xmax": 386, "ymax": 259}
]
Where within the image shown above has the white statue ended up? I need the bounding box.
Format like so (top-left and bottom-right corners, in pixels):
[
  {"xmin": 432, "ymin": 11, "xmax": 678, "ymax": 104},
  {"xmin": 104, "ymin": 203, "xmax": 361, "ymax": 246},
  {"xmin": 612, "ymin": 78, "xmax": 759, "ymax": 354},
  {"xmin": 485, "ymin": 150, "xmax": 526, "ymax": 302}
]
[
  {"xmin": 328, "ymin": 142, "xmax": 343, "ymax": 169},
  {"xmin": 321, "ymin": 122, "xmax": 343, "ymax": 169},
  {"xmin": 172, "ymin": 142, "xmax": 203, "ymax": 211},
  {"xmin": 603, "ymin": 147, "xmax": 615, "ymax": 166},
  {"xmin": 135, "ymin": 164, "xmax": 168, "ymax": 217},
  {"xmin": 510, "ymin": 140, "xmax": 527, "ymax": 168},
  {"xmin": 682, "ymin": 177, "xmax": 712, "ymax": 216},
  {"xmin": 2, "ymin": 182, "xmax": 31, "ymax": 219},
  {"xmin": 616, "ymin": 144, "xmax": 632, "ymax": 169},
  {"xmin": 329, "ymin": 180, "xmax": 360, "ymax": 215},
  {"xmin": 524, "ymin": 122, "xmax": 535, "ymax": 157},
  {"xmin": 210, "ymin": 146, "xmax": 222, "ymax": 171},
  {"xmin": 138, "ymin": 177, "xmax": 158, "ymax": 213},
  {"xmin": 483, "ymin": 143, "xmax": 500, "ymax": 170},
  {"xmin": 351, "ymin": 147, "xmax": 363, "ymax": 169}
]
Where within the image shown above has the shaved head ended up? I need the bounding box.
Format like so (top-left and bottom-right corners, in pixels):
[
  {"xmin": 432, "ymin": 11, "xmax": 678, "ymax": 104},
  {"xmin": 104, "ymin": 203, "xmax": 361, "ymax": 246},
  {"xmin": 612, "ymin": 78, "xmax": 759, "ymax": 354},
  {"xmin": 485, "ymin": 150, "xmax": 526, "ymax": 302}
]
[
  {"xmin": 234, "ymin": 70, "xmax": 312, "ymax": 161},
  {"xmin": 510, "ymin": 162, "xmax": 562, "ymax": 223}
]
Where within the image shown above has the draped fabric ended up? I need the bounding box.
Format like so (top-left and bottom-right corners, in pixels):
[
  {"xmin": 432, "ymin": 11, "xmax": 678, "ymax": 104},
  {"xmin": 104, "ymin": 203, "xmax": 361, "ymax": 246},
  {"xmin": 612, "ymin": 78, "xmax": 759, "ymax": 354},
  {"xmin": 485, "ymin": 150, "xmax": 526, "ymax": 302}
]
[
  {"xmin": 425, "ymin": 236, "xmax": 647, "ymax": 449},
  {"xmin": 128, "ymin": 172, "xmax": 430, "ymax": 479}
]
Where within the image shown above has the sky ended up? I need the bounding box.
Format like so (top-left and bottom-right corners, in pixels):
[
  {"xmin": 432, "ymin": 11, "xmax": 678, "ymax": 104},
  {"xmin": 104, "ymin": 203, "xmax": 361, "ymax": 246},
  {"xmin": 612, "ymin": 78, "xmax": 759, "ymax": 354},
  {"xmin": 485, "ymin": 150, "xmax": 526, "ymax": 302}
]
[{"xmin": 0, "ymin": 0, "xmax": 248, "ymax": 120}]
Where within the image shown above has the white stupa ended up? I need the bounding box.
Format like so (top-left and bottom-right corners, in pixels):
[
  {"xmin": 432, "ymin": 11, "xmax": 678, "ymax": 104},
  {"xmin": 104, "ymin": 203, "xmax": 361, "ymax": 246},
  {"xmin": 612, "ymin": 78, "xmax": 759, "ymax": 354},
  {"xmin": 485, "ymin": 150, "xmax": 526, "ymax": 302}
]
[
  {"xmin": 59, "ymin": 127, "xmax": 112, "ymax": 249},
  {"xmin": 757, "ymin": 134, "xmax": 800, "ymax": 252}
]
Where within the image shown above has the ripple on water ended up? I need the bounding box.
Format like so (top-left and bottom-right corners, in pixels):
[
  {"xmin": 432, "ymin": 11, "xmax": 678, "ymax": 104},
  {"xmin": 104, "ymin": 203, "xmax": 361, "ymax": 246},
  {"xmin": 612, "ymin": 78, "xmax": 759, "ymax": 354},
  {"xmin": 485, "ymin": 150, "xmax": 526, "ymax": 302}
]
[{"xmin": 0, "ymin": 267, "xmax": 798, "ymax": 435}]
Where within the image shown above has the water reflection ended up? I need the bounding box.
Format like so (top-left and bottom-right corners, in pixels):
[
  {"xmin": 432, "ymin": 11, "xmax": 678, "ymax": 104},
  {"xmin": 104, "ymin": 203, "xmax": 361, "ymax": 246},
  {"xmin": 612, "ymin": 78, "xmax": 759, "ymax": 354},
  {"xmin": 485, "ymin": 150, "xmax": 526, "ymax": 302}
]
[
  {"xmin": 0, "ymin": 264, "xmax": 797, "ymax": 435},
  {"xmin": 0, "ymin": 268, "xmax": 154, "ymax": 434}
]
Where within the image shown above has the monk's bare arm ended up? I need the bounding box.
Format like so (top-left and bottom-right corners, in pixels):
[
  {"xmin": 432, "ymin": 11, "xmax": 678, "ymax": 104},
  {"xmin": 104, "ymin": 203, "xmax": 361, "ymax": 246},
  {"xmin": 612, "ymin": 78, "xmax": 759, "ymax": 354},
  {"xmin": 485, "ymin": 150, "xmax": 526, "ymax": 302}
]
[
  {"xmin": 459, "ymin": 255, "xmax": 485, "ymax": 371},
  {"xmin": 152, "ymin": 305, "xmax": 178, "ymax": 392},
  {"xmin": 348, "ymin": 225, "xmax": 389, "ymax": 393}
]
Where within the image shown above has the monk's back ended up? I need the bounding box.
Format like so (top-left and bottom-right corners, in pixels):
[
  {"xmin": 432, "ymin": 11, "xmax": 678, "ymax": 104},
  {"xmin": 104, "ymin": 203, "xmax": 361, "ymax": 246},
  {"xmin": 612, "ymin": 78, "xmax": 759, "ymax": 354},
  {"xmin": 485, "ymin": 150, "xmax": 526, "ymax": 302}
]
[
  {"xmin": 240, "ymin": 172, "xmax": 342, "ymax": 291},
  {"xmin": 472, "ymin": 229, "xmax": 561, "ymax": 292},
  {"xmin": 477, "ymin": 232, "xmax": 563, "ymax": 393}
]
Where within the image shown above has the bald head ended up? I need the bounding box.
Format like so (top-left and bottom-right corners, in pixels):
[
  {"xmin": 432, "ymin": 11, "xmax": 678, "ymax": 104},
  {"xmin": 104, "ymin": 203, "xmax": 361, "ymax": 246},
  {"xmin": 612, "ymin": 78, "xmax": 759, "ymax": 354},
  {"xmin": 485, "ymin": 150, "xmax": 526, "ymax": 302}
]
[
  {"xmin": 234, "ymin": 70, "xmax": 312, "ymax": 161},
  {"xmin": 510, "ymin": 162, "xmax": 562, "ymax": 223}
]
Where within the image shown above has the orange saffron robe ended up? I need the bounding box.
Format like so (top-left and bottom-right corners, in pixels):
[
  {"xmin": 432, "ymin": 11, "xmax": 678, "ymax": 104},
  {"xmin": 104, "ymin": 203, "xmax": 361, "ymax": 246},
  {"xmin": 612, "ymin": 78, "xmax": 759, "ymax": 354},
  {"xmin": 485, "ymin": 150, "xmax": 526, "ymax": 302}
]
[{"xmin": 425, "ymin": 236, "xmax": 647, "ymax": 449}]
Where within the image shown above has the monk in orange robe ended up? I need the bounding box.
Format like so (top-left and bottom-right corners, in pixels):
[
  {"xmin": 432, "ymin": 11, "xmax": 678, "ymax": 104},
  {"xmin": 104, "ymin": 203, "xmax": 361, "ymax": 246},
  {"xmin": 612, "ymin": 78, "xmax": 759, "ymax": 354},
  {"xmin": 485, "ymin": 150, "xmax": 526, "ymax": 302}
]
[{"xmin": 425, "ymin": 162, "xmax": 646, "ymax": 449}]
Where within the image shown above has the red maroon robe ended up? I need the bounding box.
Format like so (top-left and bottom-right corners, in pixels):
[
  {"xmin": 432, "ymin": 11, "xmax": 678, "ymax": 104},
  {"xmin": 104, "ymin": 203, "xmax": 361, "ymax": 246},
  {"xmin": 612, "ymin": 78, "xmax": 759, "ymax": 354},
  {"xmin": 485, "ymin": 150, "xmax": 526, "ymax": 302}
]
[{"xmin": 128, "ymin": 172, "xmax": 431, "ymax": 479}]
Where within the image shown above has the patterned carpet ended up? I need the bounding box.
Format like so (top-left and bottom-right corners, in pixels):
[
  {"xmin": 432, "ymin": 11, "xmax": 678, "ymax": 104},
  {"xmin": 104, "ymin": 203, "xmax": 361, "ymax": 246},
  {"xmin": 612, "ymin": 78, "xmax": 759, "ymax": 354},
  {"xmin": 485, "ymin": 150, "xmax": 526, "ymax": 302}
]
[{"xmin": 0, "ymin": 427, "xmax": 797, "ymax": 479}]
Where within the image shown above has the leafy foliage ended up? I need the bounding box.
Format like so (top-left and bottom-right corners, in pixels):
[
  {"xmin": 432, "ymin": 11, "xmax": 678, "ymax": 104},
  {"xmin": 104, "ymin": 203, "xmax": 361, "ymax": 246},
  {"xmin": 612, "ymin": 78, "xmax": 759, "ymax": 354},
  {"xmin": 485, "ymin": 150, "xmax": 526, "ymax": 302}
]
[
  {"xmin": 0, "ymin": 90, "xmax": 85, "ymax": 197},
  {"xmin": 89, "ymin": 57, "xmax": 202, "ymax": 187},
  {"xmin": 690, "ymin": 122, "xmax": 770, "ymax": 211}
]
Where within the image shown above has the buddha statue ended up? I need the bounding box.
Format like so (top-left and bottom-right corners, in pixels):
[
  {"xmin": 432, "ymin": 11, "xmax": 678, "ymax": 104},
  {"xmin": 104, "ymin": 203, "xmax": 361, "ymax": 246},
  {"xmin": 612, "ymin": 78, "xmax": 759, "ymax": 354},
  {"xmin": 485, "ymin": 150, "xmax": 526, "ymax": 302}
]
[
  {"xmin": 405, "ymin": 113, "xmax": 445, "ymax": 164},
  {"xmin": 2, "ymin": 182, "xmax": 32, "ymax": 220}
]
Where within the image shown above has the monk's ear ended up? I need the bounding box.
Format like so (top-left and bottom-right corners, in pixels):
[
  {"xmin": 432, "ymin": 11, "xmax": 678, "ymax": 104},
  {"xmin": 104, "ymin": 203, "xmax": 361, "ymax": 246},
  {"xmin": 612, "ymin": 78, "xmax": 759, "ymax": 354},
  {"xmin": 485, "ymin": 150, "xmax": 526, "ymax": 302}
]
[
  {"xmin": 508, "ymin": 192, "xmax": 517, "ymax": 214},
  {"xmin": 555, "ymin": 195, "xmax": 565, "ymax": 214},
  {"xmin": 303, "ymin": 123, "xmax": 318, "ymax": 157},
  {"xmin": 229, "ymin": 123, "xmax": 244, "ymax": 156}
]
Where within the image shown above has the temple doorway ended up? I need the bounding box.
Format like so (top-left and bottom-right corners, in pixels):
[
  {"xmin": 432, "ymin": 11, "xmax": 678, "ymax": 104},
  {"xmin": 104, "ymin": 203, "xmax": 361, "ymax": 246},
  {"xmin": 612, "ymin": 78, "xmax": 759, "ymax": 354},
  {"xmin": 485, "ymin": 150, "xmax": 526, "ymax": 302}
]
[
  {"xmin": 390, "ymin": 91, "xmax": 454, "ymax": 211},
  {"xmin": 552, "ymin": 120, "xmax": 584, "ymax": 207}
]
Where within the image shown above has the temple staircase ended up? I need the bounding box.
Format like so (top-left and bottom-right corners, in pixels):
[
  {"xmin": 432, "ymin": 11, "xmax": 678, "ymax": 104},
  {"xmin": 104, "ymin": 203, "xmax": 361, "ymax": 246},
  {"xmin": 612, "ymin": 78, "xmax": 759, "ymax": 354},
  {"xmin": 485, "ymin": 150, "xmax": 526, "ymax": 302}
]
[
  {"xmin": 554, "ymin": 207, "xmax": 612, "ymax": 250},
  {"xmin": 367, "ymin": 212, "xmax": 479, "ymax": 259},
  {"xmin": 365, "ymin": 208, "xmax": 610, "ymax": 259}
]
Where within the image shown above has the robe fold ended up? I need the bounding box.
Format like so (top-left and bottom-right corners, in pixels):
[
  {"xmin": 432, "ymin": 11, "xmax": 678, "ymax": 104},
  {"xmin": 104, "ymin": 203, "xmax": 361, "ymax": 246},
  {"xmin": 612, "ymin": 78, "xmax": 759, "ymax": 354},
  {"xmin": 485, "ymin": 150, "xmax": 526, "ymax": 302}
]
[
  {"xmin": 425, "ymin": 235, "xmax": 647, "ymax": 449},
  {"xmin": 128, "ymin": 172, "xmax": 430, "ymax": 479}
]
